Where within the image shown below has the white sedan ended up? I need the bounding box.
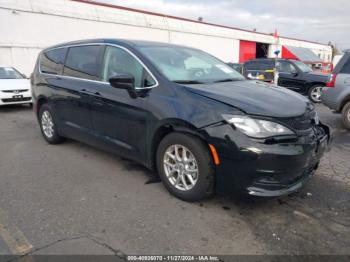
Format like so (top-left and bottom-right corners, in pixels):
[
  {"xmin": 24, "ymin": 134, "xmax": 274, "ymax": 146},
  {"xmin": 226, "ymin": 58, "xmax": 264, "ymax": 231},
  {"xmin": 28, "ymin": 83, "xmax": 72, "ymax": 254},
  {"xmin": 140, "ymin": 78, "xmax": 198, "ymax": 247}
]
[{"xmin": 0, "ymin": 67, "xmax": 32, "ymax": 106}]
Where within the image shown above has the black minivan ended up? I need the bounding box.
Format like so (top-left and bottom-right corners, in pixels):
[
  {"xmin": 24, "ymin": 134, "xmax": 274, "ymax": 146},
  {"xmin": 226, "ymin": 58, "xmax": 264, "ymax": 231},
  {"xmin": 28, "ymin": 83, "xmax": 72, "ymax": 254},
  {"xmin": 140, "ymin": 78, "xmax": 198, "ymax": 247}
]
[{"xmin": 32, "ymin": 39, "xmax": 330, "ymax": 201}]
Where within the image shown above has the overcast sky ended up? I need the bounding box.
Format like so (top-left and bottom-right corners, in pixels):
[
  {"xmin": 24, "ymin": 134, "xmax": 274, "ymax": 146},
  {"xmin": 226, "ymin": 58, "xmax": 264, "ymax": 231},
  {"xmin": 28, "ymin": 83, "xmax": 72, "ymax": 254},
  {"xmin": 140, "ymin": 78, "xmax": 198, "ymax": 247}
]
[{"xmin": 96, "ymin": 0, "xmax": 349, "ymax": 50}]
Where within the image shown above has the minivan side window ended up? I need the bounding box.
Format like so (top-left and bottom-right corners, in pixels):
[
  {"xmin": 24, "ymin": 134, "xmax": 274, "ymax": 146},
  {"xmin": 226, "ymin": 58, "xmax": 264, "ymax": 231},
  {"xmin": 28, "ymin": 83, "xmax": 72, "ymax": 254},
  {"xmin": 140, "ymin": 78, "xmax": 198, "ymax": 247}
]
[
  {"xmin": 102, "ymin": 46, "xmax": 156, "ymax": 88},
  {"xmin": 63, "ymin": 45, "xmax": 104, "ymax": 80},
  {"xmin": 40, "ymin": 48, "xmax": 67, "ymax": 75}
]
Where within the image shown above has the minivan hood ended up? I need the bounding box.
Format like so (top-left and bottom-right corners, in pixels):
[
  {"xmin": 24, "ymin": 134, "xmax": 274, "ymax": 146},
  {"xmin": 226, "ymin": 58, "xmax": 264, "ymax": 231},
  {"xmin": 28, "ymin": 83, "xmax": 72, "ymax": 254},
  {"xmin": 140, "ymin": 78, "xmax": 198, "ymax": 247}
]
[
  {"xmin": 0, "ymin": 79, "xmax": 30, "ymax": 90},
  {"xmin": 184, "ymin": 80, "xmax": 311, "ymax": 118}
]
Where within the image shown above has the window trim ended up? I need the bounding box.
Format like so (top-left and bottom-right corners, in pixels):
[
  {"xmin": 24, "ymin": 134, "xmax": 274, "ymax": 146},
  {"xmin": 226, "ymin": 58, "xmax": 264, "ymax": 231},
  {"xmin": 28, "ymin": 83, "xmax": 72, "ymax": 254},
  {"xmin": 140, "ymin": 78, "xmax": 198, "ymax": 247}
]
[{"xmin": 39, "ymin": 43, "xmax": 159, "ymax": 90}]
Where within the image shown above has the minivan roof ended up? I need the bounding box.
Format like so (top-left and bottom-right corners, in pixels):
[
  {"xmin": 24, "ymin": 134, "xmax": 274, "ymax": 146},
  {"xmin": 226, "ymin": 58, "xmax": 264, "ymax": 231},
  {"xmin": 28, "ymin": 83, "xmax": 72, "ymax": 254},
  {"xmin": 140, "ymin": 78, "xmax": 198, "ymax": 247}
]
[{"xmin": 44, "ymin": 38, "xmax": 195, "ymax": 51}]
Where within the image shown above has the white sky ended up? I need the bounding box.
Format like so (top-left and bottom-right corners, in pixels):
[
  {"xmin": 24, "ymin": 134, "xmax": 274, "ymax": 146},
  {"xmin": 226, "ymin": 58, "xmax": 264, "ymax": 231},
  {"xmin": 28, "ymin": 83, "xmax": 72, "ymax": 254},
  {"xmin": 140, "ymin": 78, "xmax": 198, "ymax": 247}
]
[{"xmin": 96, "ymin": 0, "xmax": 350, "ymax": 50}]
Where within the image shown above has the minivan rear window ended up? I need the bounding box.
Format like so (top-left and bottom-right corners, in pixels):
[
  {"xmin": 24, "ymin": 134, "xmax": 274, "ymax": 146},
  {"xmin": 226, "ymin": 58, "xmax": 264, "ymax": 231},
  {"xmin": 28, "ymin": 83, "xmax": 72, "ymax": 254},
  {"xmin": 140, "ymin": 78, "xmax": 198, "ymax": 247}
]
[
  {"xmin": 63, "ymin": 45, "xmax": 104, "ymax": 80},
  {"xmin": 40, "ymin": 48, "xmax": 67, "ymax": 75}
]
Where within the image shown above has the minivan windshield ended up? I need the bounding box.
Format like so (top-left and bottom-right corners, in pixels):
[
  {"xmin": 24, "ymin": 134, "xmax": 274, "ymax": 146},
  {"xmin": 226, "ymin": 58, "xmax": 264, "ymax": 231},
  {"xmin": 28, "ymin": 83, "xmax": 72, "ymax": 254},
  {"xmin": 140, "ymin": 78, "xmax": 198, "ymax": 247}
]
[
  {"xmin": 0, "ymin": 67, "xmax": 24, "ymax": 79},
  {"xmin": 293, "ymin": 60, "xmax": 313, "ymax": 73},
  {"xmin": 139, "ymin": 46, "xmax": 245, "ymax": 84}
]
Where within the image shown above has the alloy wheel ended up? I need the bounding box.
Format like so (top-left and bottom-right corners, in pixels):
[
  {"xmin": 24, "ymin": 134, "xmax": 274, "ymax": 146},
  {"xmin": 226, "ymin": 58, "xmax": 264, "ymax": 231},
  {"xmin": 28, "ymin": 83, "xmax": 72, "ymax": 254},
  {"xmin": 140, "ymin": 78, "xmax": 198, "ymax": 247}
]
[
  {"xmin": 310, "ymin": 86, "xmax": 323, "ymax": 103},
  {"xmin": 163, "ymin": 144, "xmax": 199, "ymax": 191},
  {"xmin": 41, "ymin": 111, "xmax": 55, "ymax": 138}
]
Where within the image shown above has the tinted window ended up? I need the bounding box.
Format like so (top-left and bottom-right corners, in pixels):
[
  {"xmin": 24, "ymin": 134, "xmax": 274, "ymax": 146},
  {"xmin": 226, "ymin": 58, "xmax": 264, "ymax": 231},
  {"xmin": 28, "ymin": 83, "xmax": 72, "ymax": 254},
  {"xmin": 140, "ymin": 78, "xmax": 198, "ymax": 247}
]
[
  {"xmin": 63, "ymin": 46, "xmax": 104, "ymax": 80},
  {"xmin": 102, "ymin": 46, "xmax": 156, "ymax": 88},
  {"xmin": 244, "ymin": 61, "xmax": 257, "ymax": 70},
  {"xmin": 245, "ymin": 60, "xmax": 273, "ymax": 71},
  {"xmin": 293, "ymin": 60, "xmax": 312, "ymax": 73},
  {"xmin": 40, "ymin": 48, "xmax": 67, "ymax": 75},
  {"xmin": 340, "ymin": 57, "xmax": 350, "ymax": 74},
  {"xmin": 259, "ymin": 61, "xmax": 274, "ymax": 70},
  {"xmin": 277, "ymin": 61, "xmax": 296, "ymax": 73}
]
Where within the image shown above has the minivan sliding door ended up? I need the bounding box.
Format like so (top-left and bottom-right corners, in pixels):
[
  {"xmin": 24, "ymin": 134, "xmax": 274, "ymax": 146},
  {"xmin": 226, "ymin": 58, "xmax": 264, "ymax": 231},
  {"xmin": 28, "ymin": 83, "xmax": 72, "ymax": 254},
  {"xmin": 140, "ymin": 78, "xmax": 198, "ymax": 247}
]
[{"xmin": 59, "ymin": 45, "xmax": 105, "ymax": 142}]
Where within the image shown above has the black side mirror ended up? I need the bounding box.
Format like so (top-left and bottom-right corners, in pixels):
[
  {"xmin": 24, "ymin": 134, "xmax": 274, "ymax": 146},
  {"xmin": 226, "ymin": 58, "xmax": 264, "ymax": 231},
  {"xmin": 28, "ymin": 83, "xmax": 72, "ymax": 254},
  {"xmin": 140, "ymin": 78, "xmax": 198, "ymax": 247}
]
[
  {"xmin": 291, "ymin": 69, "xmax": 298, "ymax": 76},
  {"xmin": 109, "ymin": 73, "xmax": 135, "ymax": 90}
]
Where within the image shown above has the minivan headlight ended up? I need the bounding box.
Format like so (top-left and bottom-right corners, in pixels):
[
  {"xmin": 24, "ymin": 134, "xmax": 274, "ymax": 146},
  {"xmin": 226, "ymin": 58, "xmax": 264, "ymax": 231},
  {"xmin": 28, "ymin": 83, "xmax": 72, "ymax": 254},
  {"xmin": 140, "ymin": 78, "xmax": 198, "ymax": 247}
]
[{"xmin": 222, "ymin": 115, "xmax": 295, "ymax": 138}]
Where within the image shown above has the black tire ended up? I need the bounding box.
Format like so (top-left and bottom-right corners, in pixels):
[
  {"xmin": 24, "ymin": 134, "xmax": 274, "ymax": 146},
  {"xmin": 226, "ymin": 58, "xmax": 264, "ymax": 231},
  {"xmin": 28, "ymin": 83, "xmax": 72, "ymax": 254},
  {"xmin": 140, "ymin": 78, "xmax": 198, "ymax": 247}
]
[
  {"xmin": 39, "ymin": 104, "xmax": 64, "ymax": 144},
  {"xmin": 156, "ymin": 132, "xmax": 215, "ymax": 202},
  {"xmin": 308, "ymin": 85, "xmax": 323, "ymax": 103},
  {"xmin": 342, "ymin": 101, "xmax": 350, "ymax": 130}
]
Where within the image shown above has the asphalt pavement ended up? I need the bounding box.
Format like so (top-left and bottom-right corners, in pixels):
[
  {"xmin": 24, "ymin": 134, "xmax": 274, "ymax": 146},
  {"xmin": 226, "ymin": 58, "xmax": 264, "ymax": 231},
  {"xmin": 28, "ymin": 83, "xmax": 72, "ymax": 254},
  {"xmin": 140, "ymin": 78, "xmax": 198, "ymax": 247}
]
[{"xmin": 0, "ymin": 103, "xmax": 349, "ymax": 257}]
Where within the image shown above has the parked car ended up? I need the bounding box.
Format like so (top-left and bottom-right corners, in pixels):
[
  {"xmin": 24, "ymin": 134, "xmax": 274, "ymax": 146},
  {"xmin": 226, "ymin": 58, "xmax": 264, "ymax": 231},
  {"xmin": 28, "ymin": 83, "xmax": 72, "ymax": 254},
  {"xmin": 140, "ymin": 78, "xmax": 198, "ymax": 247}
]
[
  {"xmin": 226, "ymin": 62, "xmax": 243, "ymax": 74},
  {"xmin": 243, "ymin": 58, "xmax": 329, "ymax": 103},
  {"xmin": 322, "ymin": 51, "xmax": 350, "ymax": 130},
  {"xmin": 32, "ymin": 39, "xmax": 330, "ymax": 201},
  {"xmin": 0, "ymin": 67, "xmax": 32, "ymax": 106}
]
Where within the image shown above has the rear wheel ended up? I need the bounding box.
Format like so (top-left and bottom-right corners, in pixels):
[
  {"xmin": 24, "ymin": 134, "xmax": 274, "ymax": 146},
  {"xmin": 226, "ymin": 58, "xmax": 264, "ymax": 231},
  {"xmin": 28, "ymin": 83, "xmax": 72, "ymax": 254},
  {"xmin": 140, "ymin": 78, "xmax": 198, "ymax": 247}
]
[
  {"xmin": 156, "ymin": 133, "xmax": 215, "ymax": 202},
  {"xmin": 308, "ymin": 85, "xmax": 323, "ymax": 103},
  {"xmin": 342, "ymin": 101, "xmax": 350, "ymax": 130},
  {"xmin": 39, "ymin": 104, "xmax": 64, "ymax": 144}
]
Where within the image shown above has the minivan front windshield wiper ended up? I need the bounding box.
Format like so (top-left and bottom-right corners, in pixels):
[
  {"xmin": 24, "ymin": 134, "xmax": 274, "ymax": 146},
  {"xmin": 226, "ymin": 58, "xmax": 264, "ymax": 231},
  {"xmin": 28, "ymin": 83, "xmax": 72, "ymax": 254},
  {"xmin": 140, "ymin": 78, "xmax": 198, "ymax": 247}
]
[
  {"xmin": 173, "ymin": 80, "xmax": 204, "ymax": 84},
  {"xmin": 213, "ymin": 78, "xmax": 241, "ymax": 83}
]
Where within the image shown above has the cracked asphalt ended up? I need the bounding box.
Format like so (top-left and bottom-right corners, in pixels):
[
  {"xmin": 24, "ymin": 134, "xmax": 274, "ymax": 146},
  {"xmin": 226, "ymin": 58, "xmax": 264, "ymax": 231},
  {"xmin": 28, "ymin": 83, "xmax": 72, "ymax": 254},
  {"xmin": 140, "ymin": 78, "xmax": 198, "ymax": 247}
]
[{"xmin": 0, "ymin": 104, "xmax": 349, "ymax": 257}]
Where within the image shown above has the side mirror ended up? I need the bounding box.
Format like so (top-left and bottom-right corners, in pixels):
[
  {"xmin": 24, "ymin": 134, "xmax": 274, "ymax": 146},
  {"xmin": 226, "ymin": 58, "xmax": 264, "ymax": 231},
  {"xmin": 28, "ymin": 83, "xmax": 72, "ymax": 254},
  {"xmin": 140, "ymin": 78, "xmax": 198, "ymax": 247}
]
[
  {"xmin": 109, "ymin": 73, "xmax": 135, "ymax": 90},
  {"xmin": 291, "ymin": 70, "xmax": 298, "ymax": 76}
]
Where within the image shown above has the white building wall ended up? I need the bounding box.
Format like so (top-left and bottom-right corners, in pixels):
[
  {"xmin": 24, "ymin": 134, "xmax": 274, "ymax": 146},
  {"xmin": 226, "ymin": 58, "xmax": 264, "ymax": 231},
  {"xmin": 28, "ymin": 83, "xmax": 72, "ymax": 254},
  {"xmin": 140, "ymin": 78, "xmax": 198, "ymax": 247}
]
[
  {"xmin": 0, "ymin": 0, "xmax": 332, "ymax": 75},
  {"xmin": 170, "ymin": 32, "xmax": 240, "ymax": 62}
]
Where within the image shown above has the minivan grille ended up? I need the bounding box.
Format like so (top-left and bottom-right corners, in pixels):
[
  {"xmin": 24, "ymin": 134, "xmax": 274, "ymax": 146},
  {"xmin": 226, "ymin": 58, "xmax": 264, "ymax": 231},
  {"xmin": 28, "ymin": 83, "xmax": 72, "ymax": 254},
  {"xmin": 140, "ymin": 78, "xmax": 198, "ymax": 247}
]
[{"xmin": 278, "ymin": 109, "xmax": 317, "ymax": 131}]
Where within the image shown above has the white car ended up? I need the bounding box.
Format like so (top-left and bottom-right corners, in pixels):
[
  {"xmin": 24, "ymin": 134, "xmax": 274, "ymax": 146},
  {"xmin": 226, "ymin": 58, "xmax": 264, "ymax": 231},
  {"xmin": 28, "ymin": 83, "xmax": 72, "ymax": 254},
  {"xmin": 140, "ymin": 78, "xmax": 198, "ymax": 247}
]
[{"xmin": 0, "ymin": 67, "xmax": 32, "ymax": 106}]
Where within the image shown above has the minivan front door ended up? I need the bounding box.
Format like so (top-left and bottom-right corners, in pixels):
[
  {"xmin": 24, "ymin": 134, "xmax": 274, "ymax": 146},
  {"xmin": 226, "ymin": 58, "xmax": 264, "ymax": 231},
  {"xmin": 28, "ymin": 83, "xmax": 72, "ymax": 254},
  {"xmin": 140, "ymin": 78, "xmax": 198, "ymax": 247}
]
[
  {"xmin": 277, "ymin": 61, "xmax": 305, "ymax": 92},
  {"xmin": 89, "ymin": 46, "xmax": 157, "ymax": 162},
  {"xmin": 89, "ymin": 83, "xmax": 150, "ymax": 162}
]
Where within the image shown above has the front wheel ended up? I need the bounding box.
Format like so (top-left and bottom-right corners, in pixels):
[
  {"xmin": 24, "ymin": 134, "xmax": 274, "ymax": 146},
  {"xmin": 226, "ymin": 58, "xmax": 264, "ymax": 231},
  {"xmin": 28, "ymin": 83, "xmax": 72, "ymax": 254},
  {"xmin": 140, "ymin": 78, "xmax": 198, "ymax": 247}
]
[
  {"xmin": 308, "ymin": 85, "xmax": 323, "ymax": 103},
  {"xmin": 156, "ymin": 133, "xmax": 215, "ymax": 202},
  {"xmin": 342, "ymin": 101, "xmax": 350, "ymax": 130}
]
